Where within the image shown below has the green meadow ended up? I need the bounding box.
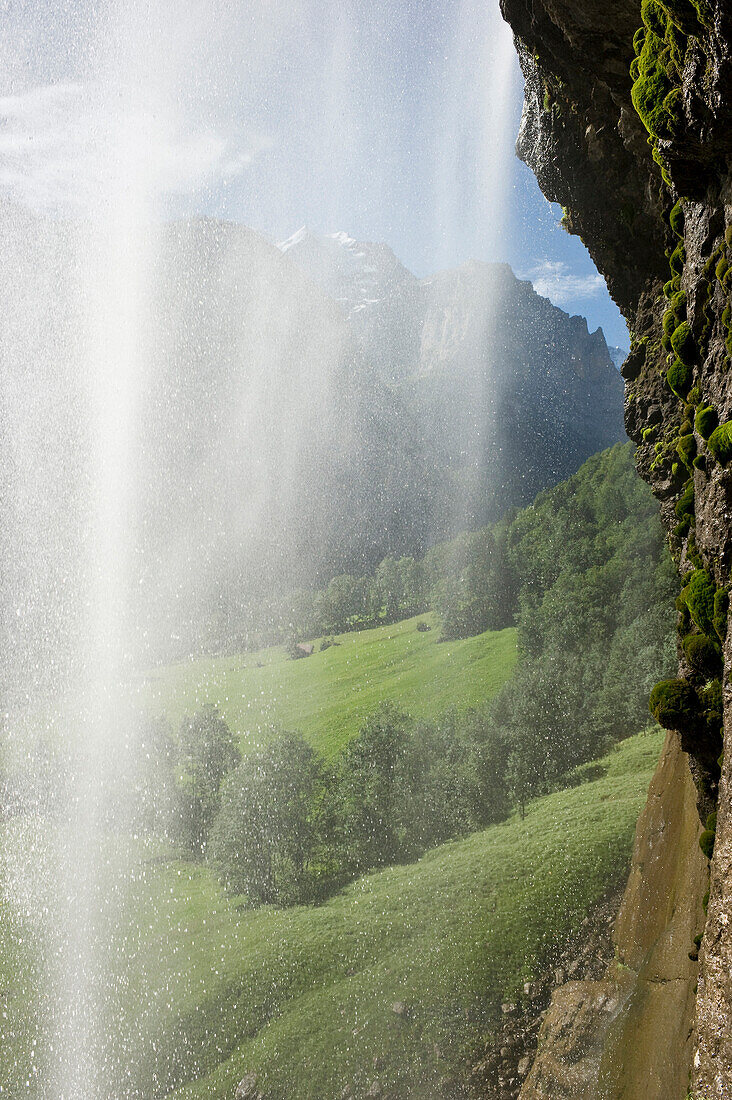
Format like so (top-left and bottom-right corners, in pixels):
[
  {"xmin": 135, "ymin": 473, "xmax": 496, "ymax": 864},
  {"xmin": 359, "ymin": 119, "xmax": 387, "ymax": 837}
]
[
  {"xmin": 143, "ymin": 615, "xmax": 518, "ymax": 757},
  {"xmin": 0, "ymin": 728, "xmax": 662, "ymax": 1098}
]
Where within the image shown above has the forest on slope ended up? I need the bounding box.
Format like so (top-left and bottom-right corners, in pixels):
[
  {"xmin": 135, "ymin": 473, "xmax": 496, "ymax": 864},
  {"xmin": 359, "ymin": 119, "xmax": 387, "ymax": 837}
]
[{"xmin": 131, "ymin": 442, "xmax": 676, "ymax": 909}]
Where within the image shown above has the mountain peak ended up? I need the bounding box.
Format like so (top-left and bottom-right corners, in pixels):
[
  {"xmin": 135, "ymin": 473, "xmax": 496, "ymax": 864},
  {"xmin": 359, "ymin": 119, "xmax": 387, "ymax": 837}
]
[{"xmin": 276, "ymin": 227, "xmax": 415, "ymax": 316}]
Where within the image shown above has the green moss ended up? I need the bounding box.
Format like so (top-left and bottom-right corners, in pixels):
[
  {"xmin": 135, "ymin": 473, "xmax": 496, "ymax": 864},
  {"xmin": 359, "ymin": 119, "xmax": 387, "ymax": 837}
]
[
  {"xmin": 674, "ymin": 515, "xmax": 692, "ymax": 537},
  {"xmin": 686, "ymin": 532, "xmax": 704, "ymax": 570},
  {"xmin": 680, "ymin": 418, "xmax": 693, "ymax": 435},
  {"xmin": 664, "ymin": 275, "xmax": 682, "ymax": 298},
  {"xmin": 658, "ymin": 0, "xmax": 702, "ymax": 36},
  {"xmin": 667, "ymin": 358, "xmax": 693, "ymax": 399},
  {"xmin": 726, "ymin": 226, "xmax": 732, "ymax": 248},
  {"xmin": 632, "ymin": 29, "xmax": 675, "ymax": 139},
  {"xmin": 713, "ymin": 588, "xmax": 729, "ymax": 642},
  {"xmin": 706, "ymin": 810, "xmax": 717, "ymax": 833},
  {"xmin": 699, "ymin": 829, "xmax": 715, "ymax": 859},
  {"xmin": 670, "ymin": 289, "xmax": 687, "ymax": 317},
  {"xmin": 641, "ymin": 0, "xmax": 667, "ymax": 38},
  {"xmin": 649, "ymin": 677, "xmax": 698, "ymax": 729},
  {"xmin": 680, "ymin": 569, "xmax": 716, "ymax": 637},
  {"xmin": 634, "ymin": 26, "xmax": 648, "ymax": 53},
  {"xmin": 669, "ymin": 198, "xmax": 685, "ymax": 237},
  {"xmin": 643, "ymin": 425, "xmax": 658, "ymax": 442},
  {"xmin": 662, "ymin": 310, "xmax": 677, "ymax": 343},
  {"xmin": 716, "ymin": 256, "xmax": 729, "ymax": 283},
  {"xmin": 687, "ymin": 383, "xmax": 702, "ymax": 406},
  {"xmin": 682, "ymin": 632, "xmax": 720, "ymax": 677},
  {"xmin": 670, "ymin": 320, "xmax": 695, "ymax": 362},
  {"xmin": 677, "ymin": 433, "xmax": 697, "ymax": 468},
  {"xmin": 707, "ymin": 422, "xmax": 732, "ymax": 465},
  {"xmin": 662, "ymin": 88, "xmax": 684, "ymax": 136},
  {"xmin": 670, "ymin": 242, "xmax": 686, "ymax": 274},
  {"xmin": 695, "ymin": 404, "xmax": 718, "ymax": 439},
  {"xmin": 722, "ymin": 305, "xmax": 731, "ymax": 329},
  {"xmin": 674, "ymin": 479, "xmax": 695, "ymax": 519},
  {"xmin": 701, "ymin": 678, "xmax": 723, "ymax": 732}
]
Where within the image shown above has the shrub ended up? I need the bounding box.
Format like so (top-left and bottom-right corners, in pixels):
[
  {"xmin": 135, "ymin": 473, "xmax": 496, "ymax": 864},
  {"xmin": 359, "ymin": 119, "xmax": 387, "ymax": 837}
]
[
  {"xmin": 699, "ymin": 829, "xmax": 715, "ymax": 859},
  {"xmin": 682, "ymin": 632, "xmax": 720, "ymax": 677},
  {"xmin": 707, "ymin": 422, "xmax": 732, "ymax": 465},
  {"xmin": 670, "ymin": 321, "xmax": 695, "ymax": 362},
  {"xmin": 695, "ymin": 404, "xmax": 718, "ymax": 439},
  {"xmin": 667, "ymin": 358, "xmax": 693, "ymax": 399},
  {"xmin": 649, "ymin": 678, "xmax": 698, "ymax": 729},
  {"xmin": 416, "ymin": 621, "xmax": 431, "ymax": 632}
]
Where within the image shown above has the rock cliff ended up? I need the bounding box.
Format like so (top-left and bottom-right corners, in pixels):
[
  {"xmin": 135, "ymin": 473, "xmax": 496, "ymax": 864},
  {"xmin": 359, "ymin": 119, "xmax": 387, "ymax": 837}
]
[{"xmin": 498, "ymin": 0, "xmax": 732, "ymax": 1095}]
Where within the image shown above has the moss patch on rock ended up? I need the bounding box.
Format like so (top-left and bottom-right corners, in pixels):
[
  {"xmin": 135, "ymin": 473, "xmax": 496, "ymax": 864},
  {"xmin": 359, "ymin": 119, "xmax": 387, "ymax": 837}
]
[
  {"xmin": 649, "ymin": 678, "xmax": 699, "ymax": 730},
  {"xmin": 667, "ymin": 358, "xmax": 693, "ymax": 399},
  {"xmin": 695, "ymin": 404, "xmax": 718, "ymax": 439},
  {"xmin": 680, "ymin": 569, "xmax": 716, "ymax": 637},
  {"xmin": 707, "ymin": 422, "xmax": 732, "ymax": 465}
]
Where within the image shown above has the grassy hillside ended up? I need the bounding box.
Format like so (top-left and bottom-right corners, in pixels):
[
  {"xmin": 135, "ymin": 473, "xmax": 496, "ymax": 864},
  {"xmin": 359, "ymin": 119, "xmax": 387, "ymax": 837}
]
[
  {"xmin": 12, "ymin": 727, "xmax": 657, "ymax": 1100},
  {"xmin": 143, "ymin": 615, "xmax": 518, "ymax": 757}
]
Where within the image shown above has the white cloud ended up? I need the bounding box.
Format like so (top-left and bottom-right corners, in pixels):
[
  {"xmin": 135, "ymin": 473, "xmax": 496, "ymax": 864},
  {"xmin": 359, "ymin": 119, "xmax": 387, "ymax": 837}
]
[
  {"xmin": 521, "ymin": 259, "xmax": 606, "ymax": 306},
  {"xmin": 0, "ymin": 82, "xmax": 273, "ymax": 213}
]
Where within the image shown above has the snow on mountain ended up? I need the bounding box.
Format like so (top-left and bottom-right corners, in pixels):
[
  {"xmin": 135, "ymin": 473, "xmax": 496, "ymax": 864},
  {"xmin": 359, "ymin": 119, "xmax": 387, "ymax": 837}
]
[{"xmin": 276, "ymin": 226, "xmax": 416, "ymax": 317}]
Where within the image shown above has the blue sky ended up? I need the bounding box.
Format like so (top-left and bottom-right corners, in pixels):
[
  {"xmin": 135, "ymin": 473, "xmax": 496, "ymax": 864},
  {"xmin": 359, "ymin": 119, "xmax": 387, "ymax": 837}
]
[{"xmin": 0, "ymin": 0, "xmax": 629, "ymax": 347}]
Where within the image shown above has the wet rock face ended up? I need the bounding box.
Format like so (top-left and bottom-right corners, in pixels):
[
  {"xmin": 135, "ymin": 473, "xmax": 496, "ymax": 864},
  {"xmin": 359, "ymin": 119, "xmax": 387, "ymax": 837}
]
[
  {"xmin": 516, "ymin": 733, "xmax": 705, "ymax": 1100},
  {"xmin": 498, "ymin": 1, "xmax": 732, "ymax": 1096}
]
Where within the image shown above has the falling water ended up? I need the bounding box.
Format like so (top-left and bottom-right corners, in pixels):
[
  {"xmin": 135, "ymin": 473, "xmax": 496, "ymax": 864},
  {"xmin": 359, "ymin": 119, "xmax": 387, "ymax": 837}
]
[{"xmin": 0, "ymin": 2, "xmax": 522, "ymax": 1095}]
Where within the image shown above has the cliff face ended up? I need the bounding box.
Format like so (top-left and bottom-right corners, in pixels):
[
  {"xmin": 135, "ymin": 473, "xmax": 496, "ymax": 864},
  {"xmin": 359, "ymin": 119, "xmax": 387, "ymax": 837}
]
[{"xmin": 498, "ymin": 1, "xmax": 732, "ymax": 1095}]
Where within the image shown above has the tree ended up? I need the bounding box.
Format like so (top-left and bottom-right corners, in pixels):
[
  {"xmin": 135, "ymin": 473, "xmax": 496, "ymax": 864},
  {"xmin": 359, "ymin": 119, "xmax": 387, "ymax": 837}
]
[
  {"xmin": 210, "ymin": 731, "xmax": 325, "ymax": 905},
  {"xmin": 337, "ymin": 703, "xmax": 412, "ymax": 872},
  {"xmin": 179, "ymin": 704, "xmax": 239, "ymax": 856}
]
